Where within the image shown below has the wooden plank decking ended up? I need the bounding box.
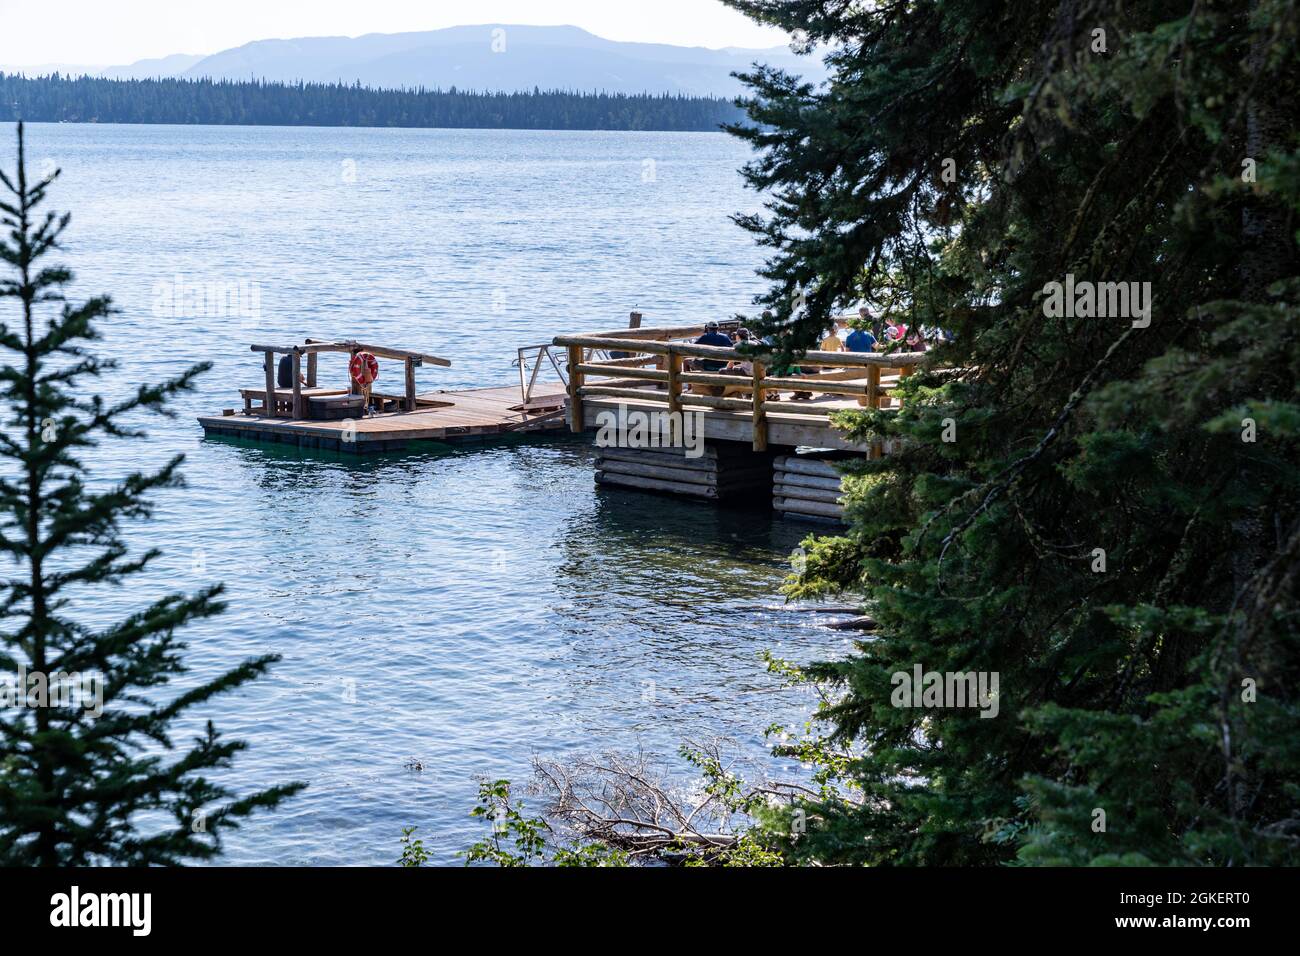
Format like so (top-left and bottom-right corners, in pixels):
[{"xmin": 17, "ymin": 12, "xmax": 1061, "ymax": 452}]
[{"xmin": 198, "ymin": 385, "xmax": 567, "ymax": 453}]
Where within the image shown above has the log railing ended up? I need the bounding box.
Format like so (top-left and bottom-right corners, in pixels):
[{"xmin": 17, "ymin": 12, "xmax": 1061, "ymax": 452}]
[{"xmin": 552, "ymin": 328, "xmax": 925, "ymax": 452}]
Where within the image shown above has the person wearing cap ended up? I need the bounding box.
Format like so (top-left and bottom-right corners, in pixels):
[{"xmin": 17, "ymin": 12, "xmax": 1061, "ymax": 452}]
[{"xmin": 694, "ymin": 321, "xmax": 733, "ymax": 372}]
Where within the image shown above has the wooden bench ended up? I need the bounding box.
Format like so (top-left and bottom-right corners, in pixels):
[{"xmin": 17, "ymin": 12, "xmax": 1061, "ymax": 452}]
[{"xmin": 240, "ymin": 386, "xmax": 348, "ymax": 417}]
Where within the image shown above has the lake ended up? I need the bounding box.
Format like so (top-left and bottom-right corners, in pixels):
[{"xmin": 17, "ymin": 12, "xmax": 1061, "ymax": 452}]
[{"xmin": 7, "ymin": 123, "xmax": 848, "ymax": 865}]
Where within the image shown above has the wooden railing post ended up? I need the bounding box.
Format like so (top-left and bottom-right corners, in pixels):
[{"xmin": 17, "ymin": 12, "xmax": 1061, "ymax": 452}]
[
  {"xmin": 567, "ymin": 344, "xmax": 585, "ymax": 431},
  {"xmin": 404, "ymin": 356, "xmax": 416, "ymax": 411},
  {"xmin": 666, "ymin": 350, "xmax": 683, "ymax": 444},
  {"xmin": 291, "ymin": 349, "xmax": 303, "ymax": 419},
  {"xmin": 264, "ymin": 350, "xmax": 277, "ymax": 417},
  {"xmin": 751, "ymin": 360, "xmax": 767, "ymax": 452},
  {"xmin": 896, "ymin": 363, "xmax": 914, "ymax": 412},
  {"xmin": 306, "ymin": 350, "xmax": 318, "ymax": 388},
  {"xmin": 866, "ymin": 364, "xmax": 881, "ymax": 459}
]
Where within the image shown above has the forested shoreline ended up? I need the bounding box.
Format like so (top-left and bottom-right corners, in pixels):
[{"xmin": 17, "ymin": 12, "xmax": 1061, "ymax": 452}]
[{"xmin": 0, "ymin": 73, "xmax": 744, "ymax": 132}]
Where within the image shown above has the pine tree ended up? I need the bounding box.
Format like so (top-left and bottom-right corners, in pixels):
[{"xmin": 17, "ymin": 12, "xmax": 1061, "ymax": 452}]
[
  {"xmin": 0, "ymin": 122, "xmax": 303, "ymax": 865},
  {"xmin": 726, "ymin": 0, "xmax": 1300, "ymax": 864}
]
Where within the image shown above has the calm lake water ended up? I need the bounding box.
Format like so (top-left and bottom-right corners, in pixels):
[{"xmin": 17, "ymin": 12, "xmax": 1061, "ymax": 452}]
[{"xmin": 8, "ymin": 123, "xmax": 849, "ymax": 865}]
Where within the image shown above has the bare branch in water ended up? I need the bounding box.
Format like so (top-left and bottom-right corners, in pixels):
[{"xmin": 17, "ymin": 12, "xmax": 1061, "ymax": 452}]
[{"xmin": 526, "ymin": 738, "xmax": 824, "ymax": 861}]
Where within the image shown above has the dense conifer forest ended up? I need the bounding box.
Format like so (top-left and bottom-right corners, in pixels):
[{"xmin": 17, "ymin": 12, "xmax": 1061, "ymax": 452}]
[{"xmin": 0, "ymin": 73, "xmax": 745, "ymax": 131}]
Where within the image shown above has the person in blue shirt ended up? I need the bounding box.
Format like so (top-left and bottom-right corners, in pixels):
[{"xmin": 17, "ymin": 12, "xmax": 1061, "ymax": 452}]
[
  {"xmin": 694, "ymin": 321, "xmax": 733, "ymax": 371},
  {"xmin": 845, "ymin": 326, "xmax": 877, "ymax": 352}
]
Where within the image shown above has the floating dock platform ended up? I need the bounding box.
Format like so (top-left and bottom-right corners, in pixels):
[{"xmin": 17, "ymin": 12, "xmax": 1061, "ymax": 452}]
[
  {"xmin": 197, "ymin": 337, "xmax": 569, "ymax": 453},
  {"xmin": 199, "ymin": 384, "xmax": 566, "ymax": 453}
]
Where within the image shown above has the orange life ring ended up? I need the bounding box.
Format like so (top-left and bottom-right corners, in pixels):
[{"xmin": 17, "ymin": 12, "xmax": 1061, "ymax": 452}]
[{"xmin": 349, "ymin": 351, "xmax": 379, "ymax": 385}]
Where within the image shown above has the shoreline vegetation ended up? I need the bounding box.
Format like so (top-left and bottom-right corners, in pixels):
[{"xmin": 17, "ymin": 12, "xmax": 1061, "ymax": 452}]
[{"xmin": 0, "ymin": 73, "xmax": 747, "ymax": 132}]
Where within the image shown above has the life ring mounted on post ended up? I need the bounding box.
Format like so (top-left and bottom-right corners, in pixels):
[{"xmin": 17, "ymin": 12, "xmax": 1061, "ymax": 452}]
[{"xmin": 349, "ymin": 351, "xmax": 379, "ymax": 386}]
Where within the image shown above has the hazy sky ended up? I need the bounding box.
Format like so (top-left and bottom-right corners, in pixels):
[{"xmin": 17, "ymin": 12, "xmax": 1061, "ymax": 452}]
[{"xmin": 0, "ymin": 0, "xmax": 791, "ymax": 66}]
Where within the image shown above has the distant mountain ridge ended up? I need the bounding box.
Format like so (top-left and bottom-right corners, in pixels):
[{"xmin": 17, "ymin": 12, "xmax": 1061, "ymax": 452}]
[
  {"xmin": 105, "ymin": 53, "xmax": 207, "ymax": 79},
  {"xmin": 3, "ymin": 24, "xmax": 824, "ymax": 97},
  {"xmin": 0, "ymin": 54, "xmax": 205, "ymax": 79}
]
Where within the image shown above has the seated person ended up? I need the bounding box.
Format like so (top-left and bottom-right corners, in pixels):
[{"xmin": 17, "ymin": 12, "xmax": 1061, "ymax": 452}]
[
  {"xmin": 693, "ymin": 321, "xmax": 733, "ymax": 372},
  {"xmin": 277, "ymin": 353, "xmax": 304, "ymax": 389},
  {"xmin": 721, "ymin": 329, "xmax": 755, "ymax": 384},
  {"xmin": 731, "ymin": 328, "xmax": 754, "ymax": 375}
]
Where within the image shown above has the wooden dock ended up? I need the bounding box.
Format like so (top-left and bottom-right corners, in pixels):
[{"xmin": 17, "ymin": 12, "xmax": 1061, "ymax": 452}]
[
  {"xmin": 197, "ymin": 337, "xmax": 570, "ymax": 453},
  {"xmin": 199, "ymin": 384, "xmax": 567, "ymax": 453},
  {"xmin": 552, "ymin": 323, "xmax": 926, "ymax": 454},
  {"xmin": 546, "ymin": 320, "xmax": 928, "ymax": 521}
]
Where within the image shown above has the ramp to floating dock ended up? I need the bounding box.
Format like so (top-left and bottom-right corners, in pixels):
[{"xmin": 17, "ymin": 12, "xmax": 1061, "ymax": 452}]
[{"xmin": 198, "ymin": 385, "xmax": 567, "ymax": 453}]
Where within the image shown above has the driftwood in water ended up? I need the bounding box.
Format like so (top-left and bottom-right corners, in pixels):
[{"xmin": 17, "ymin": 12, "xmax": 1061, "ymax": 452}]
[
  {"xmin": 527, "ymin": 741, "xmax": 827, "ymax": 862},
  {"xmin": 824, "ymin": 615, "xmax": 878, "ymax": 631}
]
